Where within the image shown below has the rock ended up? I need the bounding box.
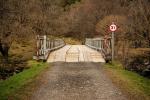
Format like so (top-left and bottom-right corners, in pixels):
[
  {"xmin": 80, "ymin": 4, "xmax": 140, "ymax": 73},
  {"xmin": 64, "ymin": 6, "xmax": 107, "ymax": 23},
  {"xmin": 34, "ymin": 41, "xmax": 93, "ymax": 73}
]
[{"xmin": 141, "ymin": 68, "xmax": 150, "ymax": 77}]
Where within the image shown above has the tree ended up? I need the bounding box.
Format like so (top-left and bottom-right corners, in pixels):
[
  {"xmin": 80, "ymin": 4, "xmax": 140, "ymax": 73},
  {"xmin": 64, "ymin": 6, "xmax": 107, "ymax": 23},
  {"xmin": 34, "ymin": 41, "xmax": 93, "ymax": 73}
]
[
  {"xmin": 96, "ymin": 15, "xmax": 128, "ymax": 37},
  {"xmin": 129, "ymin": 0, "xmax": 150, "ymax": 47}
]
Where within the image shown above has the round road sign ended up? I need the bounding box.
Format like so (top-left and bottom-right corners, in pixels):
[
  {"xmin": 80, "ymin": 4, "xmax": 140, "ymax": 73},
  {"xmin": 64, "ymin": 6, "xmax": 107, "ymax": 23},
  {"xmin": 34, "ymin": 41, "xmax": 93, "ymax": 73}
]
[{"xmin": 110, "ymin": 23, "xmax": 117, "ymax": 32}]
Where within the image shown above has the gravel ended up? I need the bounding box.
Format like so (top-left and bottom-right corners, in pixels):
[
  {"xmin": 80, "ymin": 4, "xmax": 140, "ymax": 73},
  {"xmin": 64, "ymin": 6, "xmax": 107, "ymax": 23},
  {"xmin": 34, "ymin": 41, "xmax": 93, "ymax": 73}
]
[{"xmin": 30, "ymin": 62, "xmax": 127, "ymax": 100}]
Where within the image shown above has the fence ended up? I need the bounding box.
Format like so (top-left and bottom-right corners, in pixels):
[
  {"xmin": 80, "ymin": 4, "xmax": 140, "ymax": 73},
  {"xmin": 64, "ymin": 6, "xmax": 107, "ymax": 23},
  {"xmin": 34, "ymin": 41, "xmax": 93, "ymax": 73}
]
[
  {"xmin": 33, "ymin": 35, "xmax": 65, "ymax": 60},
  {"xmin": 85, "ymin": 37, "xmax": 112, "ymax": 60}
]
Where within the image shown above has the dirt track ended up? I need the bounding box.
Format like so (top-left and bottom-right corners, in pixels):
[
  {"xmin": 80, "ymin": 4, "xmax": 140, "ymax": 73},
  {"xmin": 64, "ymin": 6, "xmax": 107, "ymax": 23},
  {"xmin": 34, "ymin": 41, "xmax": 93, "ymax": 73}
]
[{"xmin": 29, "ymin": 62, "xmax": 127, "ymax": 100}]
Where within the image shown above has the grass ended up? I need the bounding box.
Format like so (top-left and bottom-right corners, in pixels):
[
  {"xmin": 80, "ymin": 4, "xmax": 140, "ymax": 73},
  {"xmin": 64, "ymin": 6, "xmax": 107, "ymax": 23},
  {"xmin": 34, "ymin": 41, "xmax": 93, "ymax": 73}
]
[
  {"xmin": 0, "ymin": 60, "xmax": 48, "ymax": 100},
  {"xmin": 47, "ymin": 35, "xmax": 82, "ymax": 45},
  {"xmin": 62, "ymin": 37, "xmax": 82, "ymax": 45},
  {"xmin": 104, "ymin": 62, "xmax": 150, "ymax": 100},
  {"xmin": 130, "ymin": 48, "xmax": 150, "ymax": 57},
  {"xmin": 9, "ymin": 40, "xmax": 35, "ymax": 61}
]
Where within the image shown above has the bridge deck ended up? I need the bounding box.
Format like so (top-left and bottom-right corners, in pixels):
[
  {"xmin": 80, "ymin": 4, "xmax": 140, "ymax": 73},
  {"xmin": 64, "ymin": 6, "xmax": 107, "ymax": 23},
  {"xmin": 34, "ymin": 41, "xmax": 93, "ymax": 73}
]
[{"xmin": 47, "ymin": 45, "xmax": 105, "ymax": 63}]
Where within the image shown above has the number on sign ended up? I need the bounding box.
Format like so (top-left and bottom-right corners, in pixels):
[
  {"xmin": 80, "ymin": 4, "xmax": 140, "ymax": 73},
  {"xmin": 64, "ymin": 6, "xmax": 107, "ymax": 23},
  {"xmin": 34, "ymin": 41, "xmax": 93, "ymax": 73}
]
[{"xmin": 110, "ymin": 23, "xmax": 117, "ymax": 32}]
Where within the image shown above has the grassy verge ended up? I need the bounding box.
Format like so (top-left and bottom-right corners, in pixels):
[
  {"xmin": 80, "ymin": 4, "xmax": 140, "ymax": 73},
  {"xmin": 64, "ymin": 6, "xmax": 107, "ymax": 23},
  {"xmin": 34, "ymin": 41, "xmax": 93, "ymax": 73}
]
[
  {"xmin": 0, "ymin": 61, "xmax": 48, "ymax": 100},
  {"xmin": 104, "ymin": 62, "xmax": 150, "ymax": 100},
  {"xmin": 47, "ymin": 35, "xmax": 82, "ymax": 45},
  {"xmin": 62, "ymin": 37, "xmax": 82, "ymax": 45}
]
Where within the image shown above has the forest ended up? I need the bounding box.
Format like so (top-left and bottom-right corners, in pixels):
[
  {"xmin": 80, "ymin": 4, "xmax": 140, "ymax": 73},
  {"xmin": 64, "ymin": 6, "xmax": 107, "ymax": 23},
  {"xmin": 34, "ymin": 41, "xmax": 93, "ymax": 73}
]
[{"xmin": 0, "ymin": 0, "xmax": 150, "ymax": 79}]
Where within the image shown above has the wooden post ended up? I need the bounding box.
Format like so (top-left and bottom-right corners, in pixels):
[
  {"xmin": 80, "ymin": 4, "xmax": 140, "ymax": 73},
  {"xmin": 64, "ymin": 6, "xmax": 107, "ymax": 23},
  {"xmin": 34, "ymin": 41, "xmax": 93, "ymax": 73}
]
[
  {"xmin": 43, "ymin": 35, "xmax": 47, "ymax": 55},
  {"xmin": 36, "ymin": 35, "xmax": 40, "ymax": 60},
  {"xmin": 100, "ymin": 40, "xmax": 102, "ymax": 50},
  {"xmin": 101, "ymin": 40, "xmax": 103, "ymax": 49},
  {"xmin": 49, "ymin": 40, "xmax": 51, "ymax": 49},
  {"xmin": 51, "ymin": 41, "xmax": 52, "ymax": 48},
  {"xmin": 53, "ymin": 41, "xmax": 54, "ymax": 48}
]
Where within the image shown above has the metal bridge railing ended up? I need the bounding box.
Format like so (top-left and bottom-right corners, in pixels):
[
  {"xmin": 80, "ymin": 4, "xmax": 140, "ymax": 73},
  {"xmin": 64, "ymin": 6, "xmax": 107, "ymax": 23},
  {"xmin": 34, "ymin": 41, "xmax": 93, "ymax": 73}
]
[
  {"xmin": 33, "ymin": 35, "xmax": 65, "ymax": 60},
  {"xmin": 85, "ymin": 38, "xmax": 112, "ymax": 60}
]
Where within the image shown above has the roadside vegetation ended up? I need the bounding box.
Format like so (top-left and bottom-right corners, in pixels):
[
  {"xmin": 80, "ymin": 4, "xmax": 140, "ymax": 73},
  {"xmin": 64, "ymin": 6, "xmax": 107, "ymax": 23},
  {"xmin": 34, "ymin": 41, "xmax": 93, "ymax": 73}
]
[
  {"xmin": 48, "ymin": 35, "xmax": 82, "ymax": 45},
  {"xmin": 0, "ymin": 61, "xmax": 48, "ymax": 99},
  {"xmin": 0, "ymin": 39, "xmax": 36, "ymax": 80},
  {"xmin": 63, "ymin": 37, "xmax": 82, "ymax": 45},
  {"xmin": 104, "ymin": 62, "xmax": 150, "ymax": 100}
]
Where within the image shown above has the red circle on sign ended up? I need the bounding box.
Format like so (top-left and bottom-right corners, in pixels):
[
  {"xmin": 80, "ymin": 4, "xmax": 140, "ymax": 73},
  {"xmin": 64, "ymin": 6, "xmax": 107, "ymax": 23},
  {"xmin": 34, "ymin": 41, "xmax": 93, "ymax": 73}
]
[{"xmin": 110, "ymin": 24, "xmax": 117, "ymax": 32}]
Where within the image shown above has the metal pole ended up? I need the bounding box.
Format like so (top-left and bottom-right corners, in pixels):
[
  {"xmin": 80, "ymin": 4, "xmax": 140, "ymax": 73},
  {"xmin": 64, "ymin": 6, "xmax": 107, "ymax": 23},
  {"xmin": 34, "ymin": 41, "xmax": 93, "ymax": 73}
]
[{"xmin": 111, "ymin": 32, "xmax": 115, "ymax": 61}]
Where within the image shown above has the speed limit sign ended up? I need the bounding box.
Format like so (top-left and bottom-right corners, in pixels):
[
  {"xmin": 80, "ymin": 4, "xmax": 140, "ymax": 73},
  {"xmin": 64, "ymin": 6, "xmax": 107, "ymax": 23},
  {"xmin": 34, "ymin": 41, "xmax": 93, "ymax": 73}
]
[
  {"xmin": 109, "ymin": 22, "xmax": 117, "ymax": 61},
  {"xmin": 110, "ymin": 22, "xmax": 117, "ymax": 32}
]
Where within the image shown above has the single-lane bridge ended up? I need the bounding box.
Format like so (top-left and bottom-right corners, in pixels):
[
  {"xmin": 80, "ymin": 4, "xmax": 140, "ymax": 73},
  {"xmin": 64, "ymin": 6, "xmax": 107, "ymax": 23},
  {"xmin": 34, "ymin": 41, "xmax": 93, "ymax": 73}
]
[
  {"xmin": 33, "ymin": 35, "xmax": 112, "ymax": 63},
  {"xmin": 47, "ymin": 45, "xmax": 105, "ymax": 63}
]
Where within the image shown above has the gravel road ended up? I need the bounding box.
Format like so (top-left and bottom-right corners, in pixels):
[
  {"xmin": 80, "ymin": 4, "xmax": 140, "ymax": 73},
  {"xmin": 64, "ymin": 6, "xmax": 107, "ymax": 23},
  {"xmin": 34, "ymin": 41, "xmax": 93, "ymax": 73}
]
[{"xmin": 29, "ymin": 62, "xmax": 127, "ymax": 100}]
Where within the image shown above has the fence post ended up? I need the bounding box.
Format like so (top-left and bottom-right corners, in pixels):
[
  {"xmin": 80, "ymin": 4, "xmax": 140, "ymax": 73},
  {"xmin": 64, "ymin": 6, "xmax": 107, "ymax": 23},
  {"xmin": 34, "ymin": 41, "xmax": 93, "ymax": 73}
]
[
  {"xmin": 100, "ymin": 40, "xmax": 102, "ymax": 50},
  {"xmin": 36, "ymin": 35, "xmax": 40, "ymax": 60},
  {"xmin": 43, "ymin": 35, "xmax": 47, "ymax": 56},
  {"xmin": 53, "ymin": 40, "xmax": 55, "ymax": 47}
]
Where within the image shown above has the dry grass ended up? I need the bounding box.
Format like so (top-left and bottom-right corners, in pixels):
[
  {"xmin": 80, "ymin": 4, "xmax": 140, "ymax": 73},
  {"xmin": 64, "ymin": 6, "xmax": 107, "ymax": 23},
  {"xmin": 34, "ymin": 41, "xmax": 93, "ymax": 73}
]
[
  {"xmin": 104, "ymin": 62, "xmax": 150, "ymax": 100},
  {"xmin": 130, "ymin": 48, "xmax": 150, "ymax": 57},
  {"xmin": 47, "ymin": 35, "xmax": 82, "ymax": 45},
  {"xmin": 9, "ymin": 39, "xmax": 36, "ymax": 61},
  {"xmin": 63, "ymin": 37, "xmax": 82, "ymax": 45}
]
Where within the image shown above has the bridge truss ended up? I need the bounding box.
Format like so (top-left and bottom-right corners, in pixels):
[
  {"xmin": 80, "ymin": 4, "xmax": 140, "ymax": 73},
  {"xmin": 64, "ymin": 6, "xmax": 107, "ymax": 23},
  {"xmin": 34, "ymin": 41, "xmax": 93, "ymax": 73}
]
[
  {"xmin": 85, "ymin": 37, "xmax": 112, "ymax": 62},
  {"xmin": 33, "ymin": 35, "xmax": 112, "ymax": 62},
  {"xmin": 33, "ymin": 35, "xmax": 65, "ymax": 60}
]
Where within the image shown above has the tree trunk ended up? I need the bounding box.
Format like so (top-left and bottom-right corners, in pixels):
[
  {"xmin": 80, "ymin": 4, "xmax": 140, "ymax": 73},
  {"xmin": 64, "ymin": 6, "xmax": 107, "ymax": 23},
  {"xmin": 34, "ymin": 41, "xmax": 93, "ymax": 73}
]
[
  {"xmin": 149, "ymin": 39, "xmax": 150, "ymax": 47},
  {"xmin": 0, "ymin": 42, "xmax": 9, "ymax": 63}
]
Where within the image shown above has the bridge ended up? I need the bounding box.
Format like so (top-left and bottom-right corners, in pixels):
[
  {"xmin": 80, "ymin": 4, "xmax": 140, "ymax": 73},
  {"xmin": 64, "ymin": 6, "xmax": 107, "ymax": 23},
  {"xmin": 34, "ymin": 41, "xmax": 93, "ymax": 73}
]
[
  {"xmin": 31, "ymin": 36, "xmax": 128, "ymax": 100},
  {"xmin": 33, "ymin": 35, "xmax": 112, "ymax": 63}
]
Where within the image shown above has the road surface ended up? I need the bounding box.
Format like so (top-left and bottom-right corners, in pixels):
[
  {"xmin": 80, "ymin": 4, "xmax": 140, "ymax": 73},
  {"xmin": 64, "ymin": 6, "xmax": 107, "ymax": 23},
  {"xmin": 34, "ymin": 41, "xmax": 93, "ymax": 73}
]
[
  {"xmin": 47, "ymin": 45, "xmax": 105, "ymax": 63},
  {"xmin": 28, "ymin": 62, "xmax": 127, "ymax": 100}
]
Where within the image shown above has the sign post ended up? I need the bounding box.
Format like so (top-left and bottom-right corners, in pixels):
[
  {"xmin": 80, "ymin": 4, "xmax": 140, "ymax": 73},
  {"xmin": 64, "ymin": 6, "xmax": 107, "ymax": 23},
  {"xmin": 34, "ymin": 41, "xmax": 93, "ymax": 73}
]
[{"xmin": 109, "ymin": 22, "xmax": 117, "ymax": 61}]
